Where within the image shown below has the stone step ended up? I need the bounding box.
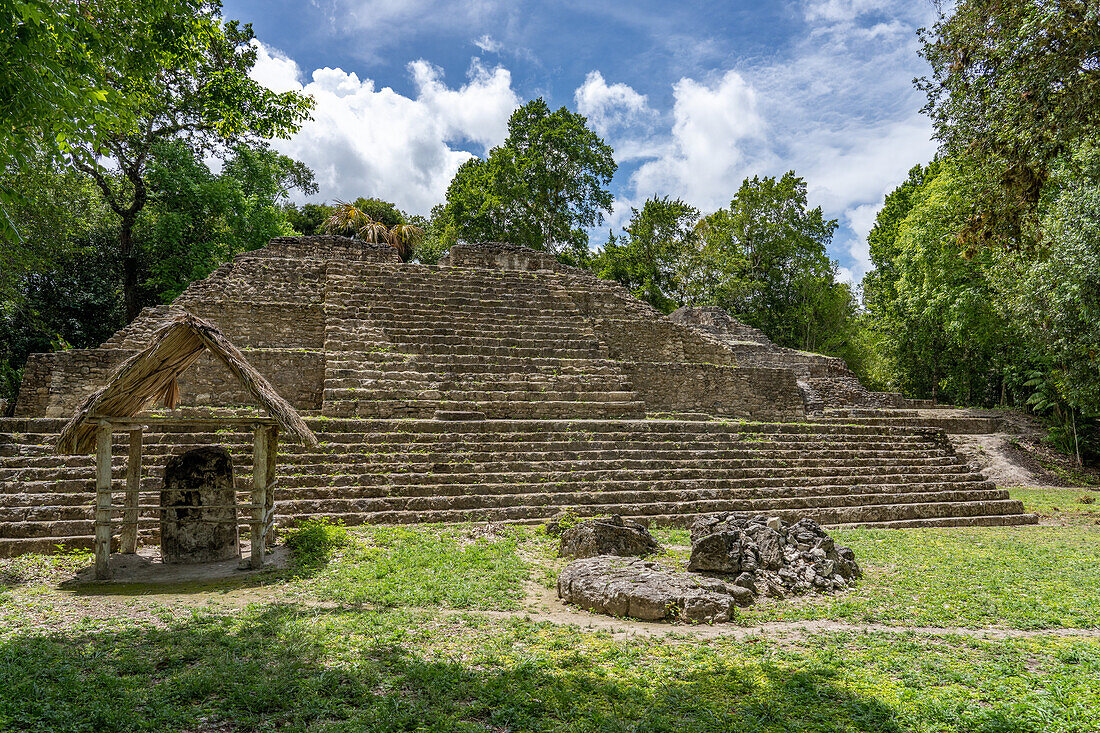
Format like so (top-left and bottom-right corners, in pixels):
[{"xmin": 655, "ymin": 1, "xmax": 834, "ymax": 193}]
[
  {"xmin": 0, "ymin": 490, "xmax": 1020, "ymax": 541},
  {"xmin": 0, "ymin": 480, "xmax": 1008, "ymax": 521},
  {"xmin": 0, "ymin": 448, "xmax": 963, "ymax": 476},
  {"xmin": 265, "ymin": 497, "xmax": 1032, "ymax": 529},
  {"xmin": 812, "ymin": 416, "xmax": 1002, "ymax": 435}
]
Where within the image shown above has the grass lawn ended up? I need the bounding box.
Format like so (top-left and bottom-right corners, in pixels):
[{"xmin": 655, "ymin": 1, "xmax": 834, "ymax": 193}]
[{"xmin": 1, "ymin": 507, "xmax": 1099, "ymax": 731}]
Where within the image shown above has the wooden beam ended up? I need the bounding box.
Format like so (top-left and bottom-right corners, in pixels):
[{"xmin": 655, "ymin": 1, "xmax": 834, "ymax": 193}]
[
  {"xmin": 94, "ymin": 423, "xmax": 112, "ymax": 580},
  {"xmin": 119, "ymin": 428, "xmax": 142, "ymax": 554},
  {"xmin": 250, "ymin": 425, "xmax": 268, "ymax": 569},
  {"xmin": 89, "ymin": 416, "xmax": 277, "ymax": 429}
]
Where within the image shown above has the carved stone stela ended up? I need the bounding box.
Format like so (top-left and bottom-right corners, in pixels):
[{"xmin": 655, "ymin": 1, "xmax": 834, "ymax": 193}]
[{"xmin": 160, "ymin": 446, "xmax": 239, "ymax": 563}]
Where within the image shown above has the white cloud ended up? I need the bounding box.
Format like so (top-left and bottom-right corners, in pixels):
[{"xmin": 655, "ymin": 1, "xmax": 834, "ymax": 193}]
[
  {"xmin": 599, "ymin": 0, "xmax": 937, "ymax": 283},
  {"xmin": 628, "ymin": 70, "xmax": 766, "ymax": 212},
  {"xmin": 473, "ymin": 34, "xmax": 502, "ymax": 53},
  {"xmin": 574, "ymin": 71, "xmax": 650, "ymax": 138},
  {"xmin": 249, "ymin": 42, "xmax": 520, "ymax": 214},
  {"xmin": 805, "ymin": 0, "xmax": 889, "ymax": 23}
]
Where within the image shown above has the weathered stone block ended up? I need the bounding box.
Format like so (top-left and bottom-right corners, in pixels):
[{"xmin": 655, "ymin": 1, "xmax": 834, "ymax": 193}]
[{"xmin": 160, "ymin": 446, "xmax": 239, "ymax": 564}]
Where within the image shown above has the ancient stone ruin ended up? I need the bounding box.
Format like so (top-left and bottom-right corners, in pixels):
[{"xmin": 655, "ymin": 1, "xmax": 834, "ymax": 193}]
[
  {"xmin": 0, "ymin": 236, "xmax": 1035, "ymax": 555},
  {"xmin": 160, "ymin": 446, "xmax": 238, "ymax": 564},
  {"xmin": 556, "ymin": 514, "xmax": 862, "ymax": 623}
]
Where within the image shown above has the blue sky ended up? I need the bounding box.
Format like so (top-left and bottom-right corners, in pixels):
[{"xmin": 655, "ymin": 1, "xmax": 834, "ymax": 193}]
[{"xmin": 223, "ymin": 0, "xmax": 942, "ymax": 285}]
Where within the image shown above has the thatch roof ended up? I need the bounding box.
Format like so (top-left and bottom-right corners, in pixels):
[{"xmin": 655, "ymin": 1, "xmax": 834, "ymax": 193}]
[{"xmin": 57, "ymin": 311, "xmax": 318, "ymax": 454}]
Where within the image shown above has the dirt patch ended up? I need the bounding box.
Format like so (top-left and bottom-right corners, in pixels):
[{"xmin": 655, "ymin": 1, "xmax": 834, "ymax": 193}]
[
  {"xmin": 67, "ymin": 546, "xmax": 290, "ymax": 586},
  {"xmin": 951, "ymin": 433, "xmax": 1042, "ymax": 487}
]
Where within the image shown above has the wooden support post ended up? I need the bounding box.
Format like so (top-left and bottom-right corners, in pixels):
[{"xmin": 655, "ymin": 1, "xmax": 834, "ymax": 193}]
[
  {"xmin": 264, "ymin": 426, "xmax": 278, "ymax": 548},
  {"xmin": 250, "ymin": 425, "xmax": 268, "ymax": 569},
  {"xmin": 94, "ymin": 423, "xmax": 113, "ymax": 580},
  {"xmin": 120, "ymin": 428, "xmax": 142, "ymax": 554}
]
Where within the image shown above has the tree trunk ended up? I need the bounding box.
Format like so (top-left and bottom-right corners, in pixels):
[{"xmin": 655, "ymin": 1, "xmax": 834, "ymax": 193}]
[{"xmin": 121, "ymin": 215, "xmax": 139, "ymax": 323}]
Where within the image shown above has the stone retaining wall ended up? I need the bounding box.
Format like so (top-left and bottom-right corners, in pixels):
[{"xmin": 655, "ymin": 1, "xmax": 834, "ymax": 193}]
[{"xmin": 625, "ymin": 363, "xmax": 805, "ymax": 420}]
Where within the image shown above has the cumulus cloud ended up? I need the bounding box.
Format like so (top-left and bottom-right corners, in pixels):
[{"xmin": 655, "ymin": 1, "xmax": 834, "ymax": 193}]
[
  {"xmin": 628, "ymin": 70, "xmax": 766, "ymax": 213},
  {"xmin": 598, "ymin": 0, "xmax": 938, "ymax": 283},
  {"xmin": 249, "ymin": 42, "xmax": 520, "ymax": 214},
  {"xmin": 574, "ymin": 71, "xmax": 650, "ymax": 138}
]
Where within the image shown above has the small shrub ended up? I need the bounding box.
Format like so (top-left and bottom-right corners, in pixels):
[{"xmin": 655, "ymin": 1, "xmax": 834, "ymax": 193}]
[{"xmin": 284, "ymin": 518, "xmax": 350, "ymax": 569}]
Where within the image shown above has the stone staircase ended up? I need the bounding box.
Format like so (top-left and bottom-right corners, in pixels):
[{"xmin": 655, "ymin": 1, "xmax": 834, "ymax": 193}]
[
  {"xmin": 814, "ymin": 408, "xmax": 1003, "ymax": 435},
  {"xmin": 321, "ymin": 263, "xmax": 644, "ymax": 419},
  {"xmin": 0, "ymin": 238, "xmax": 1037, "ymax": 555},
  {"xmin": 0, "ymin": 416, "xmax": 1034, "ymax": 555}
]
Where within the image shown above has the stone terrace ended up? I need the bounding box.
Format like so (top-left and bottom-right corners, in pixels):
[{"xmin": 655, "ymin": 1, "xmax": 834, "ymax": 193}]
[{"xmin": 0, "ymin": 237, "xmax": 1034, "ymax": 554}]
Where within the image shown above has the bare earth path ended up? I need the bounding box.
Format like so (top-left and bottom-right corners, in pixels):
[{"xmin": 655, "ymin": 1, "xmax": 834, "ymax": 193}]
[{"xmin": 7, "ymin": 574, "xmax": 1100, "ymax": 643}]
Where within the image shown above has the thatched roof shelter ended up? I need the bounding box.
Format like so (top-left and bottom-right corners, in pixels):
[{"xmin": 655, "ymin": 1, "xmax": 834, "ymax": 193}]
[
  {"xmin": 57, "ymin": 311, "xmax": 317, "ymax": 454},
  {"xmin": 56, "ymin": 311, "xmax": 316, "ymax": 579}
]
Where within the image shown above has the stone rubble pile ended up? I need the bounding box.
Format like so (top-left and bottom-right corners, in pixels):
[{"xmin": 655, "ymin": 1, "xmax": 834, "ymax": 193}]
[
  {"xmin": 555, "ymin": 513, "xmax": 861, "ymax": 624},
  {"xmin": 688, "ymin": 513, "xmax": 861, "ymax": 600}
]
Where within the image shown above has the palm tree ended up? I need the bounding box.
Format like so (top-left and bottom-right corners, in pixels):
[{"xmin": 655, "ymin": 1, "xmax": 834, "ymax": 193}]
[{"xmin": 321, "ymin": 199, "xmax": 423, "ymax": 261}]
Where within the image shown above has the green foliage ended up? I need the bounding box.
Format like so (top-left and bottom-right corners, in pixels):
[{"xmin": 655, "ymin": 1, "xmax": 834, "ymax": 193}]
[
  {"xmin": 0, "ymin": 141, "xmax": 313, "ymax": 400},
  {"xmin": 872, "ymin": 161, "xmax": 1019, "ymax": 403},
  {"xmin": 443, "ymin": 98, "xmax": 617, "ymax": 259},
  {"xmin": 597, "ymin": 172, "xmax": 858, "ymax": 357},
  {"xmin": 408, "ymin": 206, "xmax": 451, "ymax": 264},
  {"xmin": 918, "ymin": 0, "xmax": 1100, "ymax": 249},
  {"xmin": 0, "ymin": 0, "xmax": 117, "ymax": 243},
  {"xmin": 320, "ymin": 197, "xmax": 420, "ymax": 260},
  {"xmin": 284, "ymin": 517, "xmax": 350, "ymax": 570},
  {"xmin": 594, "ymin": 196, "xmax": 699, "ymax": 312},
  {"xmin": 59, "ymin": 0, "xmax": 314, "ymax": 320},
  {"xmin": 282, "ymin": 202, "xmax": 332, "ymax": 236},
  {"xmin": 862, "ymin": 161, "xmax": 939, "ymax": 318}
]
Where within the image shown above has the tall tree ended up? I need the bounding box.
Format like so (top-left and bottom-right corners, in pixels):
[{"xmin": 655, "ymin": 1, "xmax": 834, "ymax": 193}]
[
  {"xmin": 138, "ymin": 141, "xmax": 316, "ymax": 302},
  {"xmin": 595, "ymin": 197, "xmax": 699, "ymax": 313},
  {"xmin": 0, "ymin": 0, "xmax": 118, "ymax": 244},
  {"xmin": 702, "ymin": 173, "xmax": 842, "ymax": 351},
  {"xmin": 442, "ymin": 98, "xmax": 617, "ymax": 259},
  {"xmin": 918, "ymin": 0, "xmax": 1100, "ymax": 248},
  {"xmin": 861, "ymin": 161, "xmax": 939, "ymax": 317},
  {"xmin": 67, "ymin": 0, "xmax": 313, "ymax": 320}
]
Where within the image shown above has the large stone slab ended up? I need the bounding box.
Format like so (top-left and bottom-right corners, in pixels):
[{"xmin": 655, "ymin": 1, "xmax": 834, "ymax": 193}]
[
  {"xmin": 160, "ymin": 446, "xmax": 239, "ymax": 564},
  {"xmin": 558, "ymin": 555, "xmax": 753, "ymax": 623}
]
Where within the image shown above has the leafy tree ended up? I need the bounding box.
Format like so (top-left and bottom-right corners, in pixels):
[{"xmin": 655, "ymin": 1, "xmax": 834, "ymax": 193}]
[
  {"xmin": 696, "ymin": 173, "xmax": 843, "ymax": 352},
  {"xmin": 0, "ymin": 154, "xmax": 113, "ymax": 302},
  {"xmin": 138, "ymin": 141, "xmax": 316, "ymax": 302},
  {"xmin": 0, "ymin": 0, "xmax": 117, "ymax": 244},
  {"xmin": 862, "ymin": 161, "xmax": 940, "ymax": 316},
  {"xmin": 1013, "ymin": 152, "xmax": 1100, "ymax": 460},
  {"xmin": 872, "ymin": 161, "xmax": 1020, "ymax": 403},
  {"xmin": 408, "ymin": 206, "xmax": 451, "ymax": 265},
  {"xmin": 65, "ymin": 0, "xmax": 313, "ymax": 320},
  {"xmin": 283, "ymin": 202, "xmax": 332, "ymax": 236},
  {"xmin": 595, "ymin": 196, "xmax": 699, "ymax": 313},
  {"xmin": 442, "ymin": 98, "xmax": 617, "ymax": 259},
  {"xmin": 918, "ymin": 0, "xmax": 1100, "ymax": 248}
]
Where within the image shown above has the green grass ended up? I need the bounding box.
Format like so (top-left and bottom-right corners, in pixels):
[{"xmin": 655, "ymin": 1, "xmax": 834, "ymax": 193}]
[
  {"xmin": 1011, "ymin": 486, "xmax": 1100, "ymax": 517},
  {"xmin": 2, "ymin": 516, "xmax": 1100, "ymax": 730},
  {"xmin": 301, "ymin": 523, "xmax": 531, "ymax": 610},
  {"xmin": 0, "ymin": 606, "xmax": 1097, "ymax": 732},
  {"xmin": 739, "ymin": 526, "xmax": 1100, "ymax": 629}
]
